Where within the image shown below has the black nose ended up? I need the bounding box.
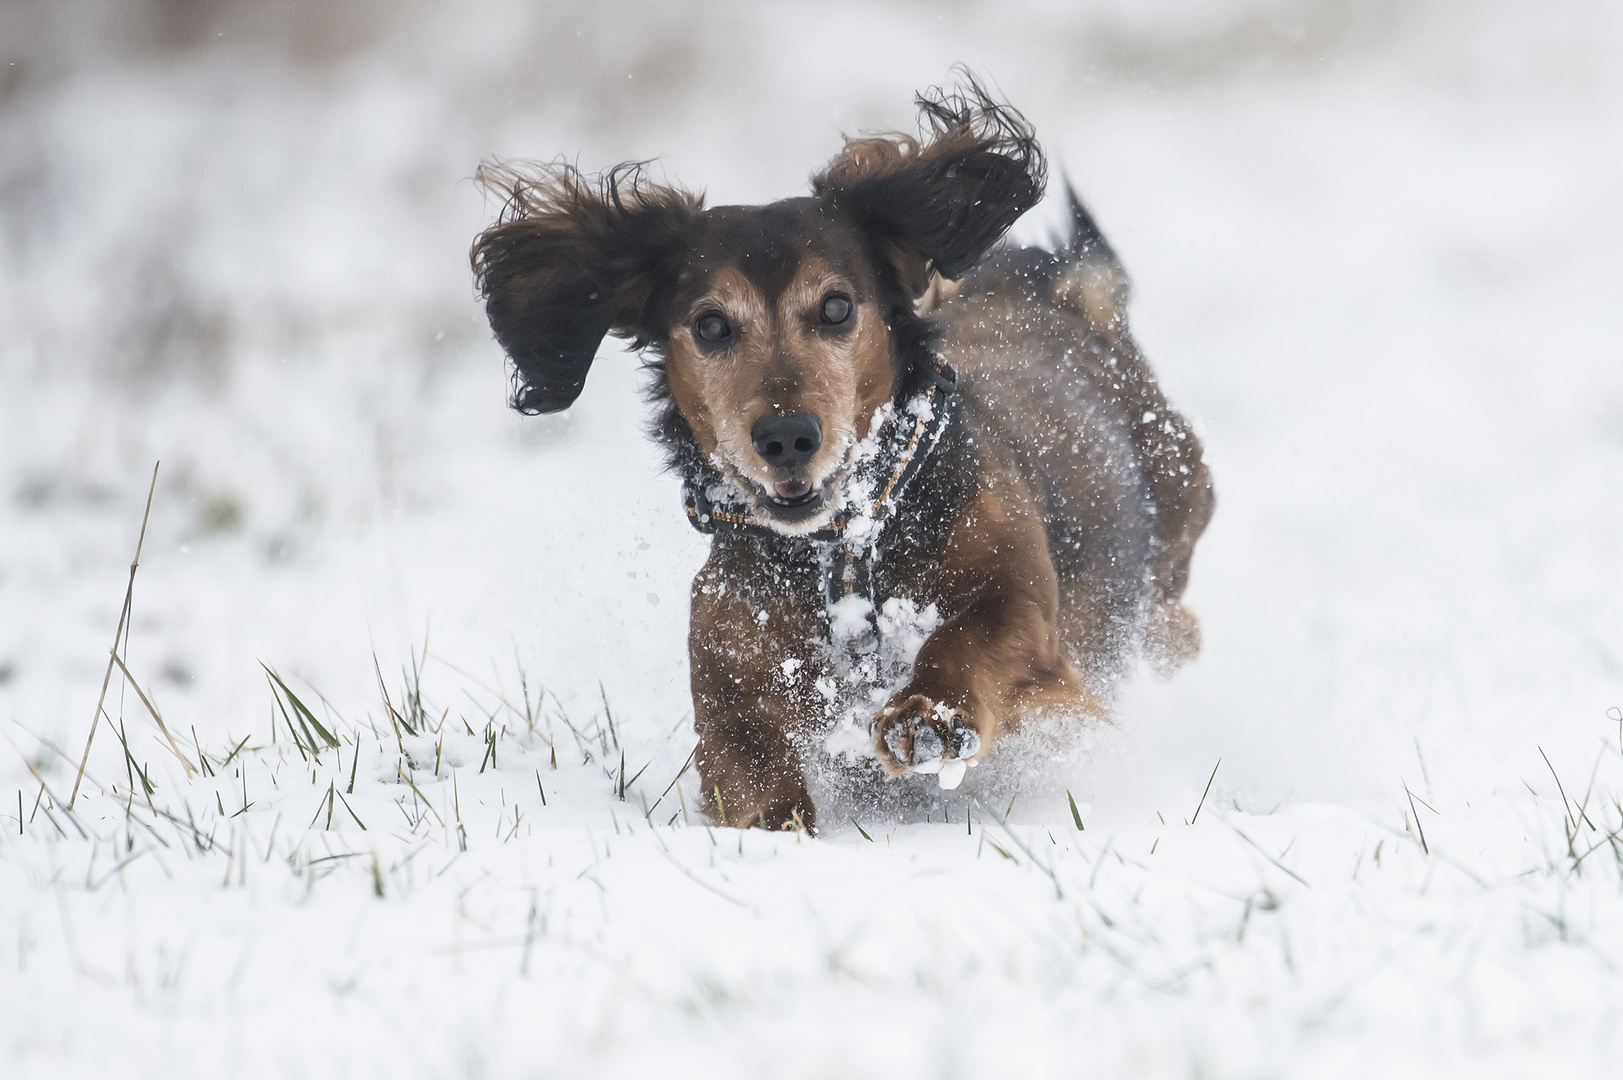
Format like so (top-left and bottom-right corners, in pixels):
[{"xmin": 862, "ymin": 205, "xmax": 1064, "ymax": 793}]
[{"xmin": 750, "ymin": 411, "xmax": 823, "ymax": 469}]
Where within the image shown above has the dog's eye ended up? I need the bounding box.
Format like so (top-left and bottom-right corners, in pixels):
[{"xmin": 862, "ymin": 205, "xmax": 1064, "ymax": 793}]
[
  {"xmin": 694, "ymin": 311, "xmax": 732, "ymax": 345},
  {"xmin": 819, "ymin": 293, "xmax": 853, "ymax": 327}
]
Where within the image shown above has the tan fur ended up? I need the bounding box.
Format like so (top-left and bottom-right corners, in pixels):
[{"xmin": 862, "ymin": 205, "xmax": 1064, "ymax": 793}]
[
  {"xmin": 1052, "ymin": 259, "xmax": 1130, "ymax": 331},
  {"xmin": 916, "ymin": 272, "xmax": 962, "ymax": 313},
  {"xmin": 869, "ymin": 469, "xmax": 1102, "ymax": 774},
  {"xmin": 688, "ymin": 539, "xmax": 833, "ymax": 830}
]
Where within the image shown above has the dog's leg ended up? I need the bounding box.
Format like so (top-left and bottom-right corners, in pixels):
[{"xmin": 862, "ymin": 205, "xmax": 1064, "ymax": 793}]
[
  {"xmin": 688, "ymin": 548, "xmax": 828, "ymax": 831},
  {"xmin": 691, "ymin": 706, "xmax": 813, "ymax": 831},
  {"xmin": 873, "ymin": 480, "xmax": 1091, "ymax": 779}
]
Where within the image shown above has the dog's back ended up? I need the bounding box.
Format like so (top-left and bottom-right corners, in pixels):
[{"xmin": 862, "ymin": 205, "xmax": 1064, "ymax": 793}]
[{"xmin": 935, "ymin": 188, "xmax": 1214, "ymax": 679}]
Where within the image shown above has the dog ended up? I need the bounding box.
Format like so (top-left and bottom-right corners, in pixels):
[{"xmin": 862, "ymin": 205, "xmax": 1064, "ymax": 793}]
[{"xmin": 470, "ymin": 82, "xmax": 1213, "ymax": 831}]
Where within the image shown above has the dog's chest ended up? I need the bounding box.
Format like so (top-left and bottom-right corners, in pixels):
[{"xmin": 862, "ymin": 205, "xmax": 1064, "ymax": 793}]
[{"xmin": 737, "ymin": 538, "xmax": 948, "ymax": 757}]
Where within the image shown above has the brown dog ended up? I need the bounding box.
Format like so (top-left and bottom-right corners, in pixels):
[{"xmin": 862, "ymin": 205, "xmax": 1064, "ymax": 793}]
[{"xmin": 471, "ymin": 83, "xmax": 1212, "ymax": 831}]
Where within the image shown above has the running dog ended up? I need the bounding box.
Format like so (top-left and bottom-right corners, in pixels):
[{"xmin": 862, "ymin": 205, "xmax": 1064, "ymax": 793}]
[{"xmin": 470, "ymin": 81, "xmax": 1213, "ymax": 831}]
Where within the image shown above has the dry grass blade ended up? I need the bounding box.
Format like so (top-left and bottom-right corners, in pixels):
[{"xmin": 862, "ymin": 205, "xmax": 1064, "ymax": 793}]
[
  {"xmin": 396, "ymin": 766, "xmax": 446, "ymax": 826},
  {"xmin": 336, "ymin": 790, "xmax": 367, "ymax": 830},
  {"xmin": 648, "ymin": 824, "xmax": 751, "ymax": 909},
  {"xmin": 643, "ymin": 745, "xmax": 697, "ymax": 820},
  {"xmin": 1191, "ymin": 758, "xmax": 1221, "ymax": 825},
  {"xmin": 1539, "ymin": 746, "xmax": 1579, "ymax": 832},
  {"xmin": 1402, "ymin": 782, "xmax": 1430, "ymax": 855},
  {"xmin": 1228, "ymin": 823, "xmax": 1312, "ymax": 888},
  {"xmin": 599, "ymin": 683, "xmax": 621, "ymax": 750},
  {"xmin": 218, "ymin": 733, "xmax": 253, "ymax": 769},
  {"xmin": 110, "ymin": 652, "xmax": 195, "ymax": 777},
  {"xmin": 70, "ymin": 462, "xmax": 159, "ymax": 810},
  {"xmin": 1573, "ymin": 823, "xmax": 1623, "ymax": 869},
  {"xmin": 374, "ymin": 652, "xmax": 412, "ymax": 746}
]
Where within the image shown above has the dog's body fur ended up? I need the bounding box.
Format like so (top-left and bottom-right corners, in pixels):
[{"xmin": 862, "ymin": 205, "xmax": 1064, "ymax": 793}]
[{"xmin": 472, "ymin": 84, "xmax": 1212, "ymax": 831}]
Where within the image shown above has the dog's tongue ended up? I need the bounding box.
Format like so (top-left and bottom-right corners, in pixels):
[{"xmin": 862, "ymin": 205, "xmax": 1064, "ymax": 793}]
[{"xmin": 774, "ymin": 478, "xmax": 812, "ymax": 500}]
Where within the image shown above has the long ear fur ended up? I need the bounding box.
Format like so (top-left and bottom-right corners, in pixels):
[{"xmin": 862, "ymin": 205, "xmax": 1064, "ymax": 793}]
[
  {"xmin": 470, "ymin": 161, "xmax": 701, "ymax": 414},
  {"xmin": 812, "ymin": 77, "xmax": 1046, "ymax": 296}
]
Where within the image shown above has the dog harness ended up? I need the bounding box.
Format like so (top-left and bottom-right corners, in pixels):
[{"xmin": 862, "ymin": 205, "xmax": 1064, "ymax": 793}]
[{"xmin": 680, "ymin": 359, "xmax": 959, "ymax": 648}]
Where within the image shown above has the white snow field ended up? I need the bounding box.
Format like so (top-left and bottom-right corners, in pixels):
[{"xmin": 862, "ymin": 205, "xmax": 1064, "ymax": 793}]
[{"xmin": 3, "ymin": 1, "xmax": 1622, "ymax": 1077}]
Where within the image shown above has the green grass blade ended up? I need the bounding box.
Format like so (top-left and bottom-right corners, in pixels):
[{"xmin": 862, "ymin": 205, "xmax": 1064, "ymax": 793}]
[
  {"xmin": 261, "ymin": 664, "xmax": 340, "ymax": 749},
  {"xmin": 1067, "ymin": 789, "xmax": 1086, "ymax": 831}
]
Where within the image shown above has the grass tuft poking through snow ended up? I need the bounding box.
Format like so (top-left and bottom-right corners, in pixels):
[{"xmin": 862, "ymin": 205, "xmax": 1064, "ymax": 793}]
[
  {"xmin": 12, "ymin": 474, "xmax": 1623, "ymax": 1078},
  {"xmin": 10, "ymin": 472, "xmax": 1623, "ymax": 1075}
]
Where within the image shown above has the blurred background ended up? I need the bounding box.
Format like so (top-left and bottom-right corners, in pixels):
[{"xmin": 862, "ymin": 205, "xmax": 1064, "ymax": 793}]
[{"xmin": 2, "ymin": 0, "xmax": 1620, "ymax": 812}]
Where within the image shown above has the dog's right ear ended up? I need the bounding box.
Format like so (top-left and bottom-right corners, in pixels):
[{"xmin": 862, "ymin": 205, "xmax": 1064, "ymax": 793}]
[{"xmin": 470, "ymin": 162, "xmax": 701, "ymax": 414}]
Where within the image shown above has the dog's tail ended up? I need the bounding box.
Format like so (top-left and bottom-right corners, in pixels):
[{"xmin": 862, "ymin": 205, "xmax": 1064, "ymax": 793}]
[{"xmin": 1051, "ymin": 179, "xmax": 1132, "ymax": 332}]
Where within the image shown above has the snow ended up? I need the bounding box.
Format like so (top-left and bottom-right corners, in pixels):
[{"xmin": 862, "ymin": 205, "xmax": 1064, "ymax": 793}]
[{"xmin": 3, "ymin": 1, "xmax": 1623, "ymax": 1076}]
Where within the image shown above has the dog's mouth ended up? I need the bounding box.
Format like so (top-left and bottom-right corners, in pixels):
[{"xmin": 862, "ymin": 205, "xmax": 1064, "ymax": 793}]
[
  {"xmin": 771, "ymin": 477, "xmax": 816, "ymax": 503},
  {"xmin": 714, "ymin": 429, "xmax": 869, "ymax": 534},
  {"xmin": 757, "ymin": 475, "xmax": 835, "ymax": 524}
]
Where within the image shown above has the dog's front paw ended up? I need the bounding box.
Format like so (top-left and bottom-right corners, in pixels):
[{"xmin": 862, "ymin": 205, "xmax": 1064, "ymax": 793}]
[{"xmin": 870, "ymin": 695, "xmax": 982, "ymax": 789}]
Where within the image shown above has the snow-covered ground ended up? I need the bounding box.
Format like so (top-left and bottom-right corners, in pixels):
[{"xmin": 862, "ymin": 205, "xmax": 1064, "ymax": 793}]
[{"xmin": 3, "ymin": 1, "xmax": 1622, "ymax": 1076}]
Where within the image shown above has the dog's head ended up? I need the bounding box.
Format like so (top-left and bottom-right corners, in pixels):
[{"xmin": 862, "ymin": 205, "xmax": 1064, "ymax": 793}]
[{"xmin": 471, "ymin": 83, "xmax": 1044, "ymax": 535}]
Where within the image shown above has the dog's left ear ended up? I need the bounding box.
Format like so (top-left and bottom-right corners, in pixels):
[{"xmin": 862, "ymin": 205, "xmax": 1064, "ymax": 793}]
[
  {"xmin": 471, "ymin": 162, "xmax": 700, "ymax": 414},
  {"xmin": 812, "ymin": 79, "xmax": 1046, "ymax": 297}
]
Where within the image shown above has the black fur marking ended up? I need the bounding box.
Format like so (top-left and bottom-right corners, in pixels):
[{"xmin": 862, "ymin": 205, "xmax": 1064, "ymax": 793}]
[
  {"xmin": 470, "ymin": 161, "xmax": 702, "ymax": 414},
  {"xmin": 811, "ymin": 77, "xmax": 1046, "ymax": 282}
]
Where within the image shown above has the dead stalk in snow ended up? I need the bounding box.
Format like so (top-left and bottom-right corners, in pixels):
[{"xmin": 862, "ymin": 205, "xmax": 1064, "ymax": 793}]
[
  {"xmin": 1190, "ymin": 758, "xmax": 1221, "ymax": 825},
  {"xmin": 1228, "ymin": 822, "xmax": 1311, "ymax": 888},
  {"xmin": 1403, "ymin": 782, "xmax": 1430, "ymax": 856},
  {"xmin": 109, "ymin": 652, "xmax": 194, "ymax": 777},
  {"xmin": 70, "ymin": 462, "xmax": 159, "ymax": 810}
]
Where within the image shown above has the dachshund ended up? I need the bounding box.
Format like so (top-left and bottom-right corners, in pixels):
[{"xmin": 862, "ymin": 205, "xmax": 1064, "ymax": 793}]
[{"xmin": 470, "ymin": 81, "xmax": 1213, "ymax": 831}]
